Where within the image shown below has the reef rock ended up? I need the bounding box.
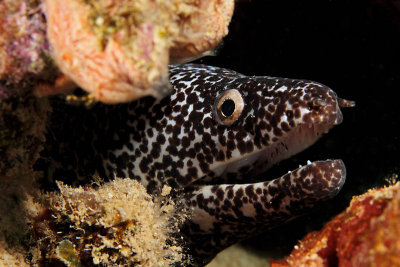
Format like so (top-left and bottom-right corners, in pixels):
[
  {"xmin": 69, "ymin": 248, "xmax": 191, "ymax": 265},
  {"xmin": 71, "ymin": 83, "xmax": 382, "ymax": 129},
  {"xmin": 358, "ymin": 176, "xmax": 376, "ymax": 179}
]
[
  {"xmin": 41, "ymin": 0, "xmax": 234, "ymax": 103},
  {"xmin": 31, "ymin": 178, "xmax": 189, "ymax": 266},
  {"xmin": 0, "ymin": 0, "xmax": 53, "ymax": 92},
  {"xmin": 1, "ymin": 0, "xmax": 234, "ymax": 104},
  {"xmin": 270, "ymin": 183, "xmax": 400, "ymax": 267}
]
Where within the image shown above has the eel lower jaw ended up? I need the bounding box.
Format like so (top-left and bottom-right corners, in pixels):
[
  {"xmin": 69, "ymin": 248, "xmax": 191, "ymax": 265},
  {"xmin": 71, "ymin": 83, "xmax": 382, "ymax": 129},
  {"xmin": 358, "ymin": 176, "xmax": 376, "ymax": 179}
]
[{"xmin": 181, "ymin": 159, "xmax": 347, "ymax": 264}]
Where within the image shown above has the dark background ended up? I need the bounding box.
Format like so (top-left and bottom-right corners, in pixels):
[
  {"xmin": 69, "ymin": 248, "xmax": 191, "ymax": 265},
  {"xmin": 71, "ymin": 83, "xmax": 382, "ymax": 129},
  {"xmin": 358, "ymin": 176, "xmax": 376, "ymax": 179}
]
[{"xmin": 196, "ymin": 0, "xmax": 400, "ymax": 258}]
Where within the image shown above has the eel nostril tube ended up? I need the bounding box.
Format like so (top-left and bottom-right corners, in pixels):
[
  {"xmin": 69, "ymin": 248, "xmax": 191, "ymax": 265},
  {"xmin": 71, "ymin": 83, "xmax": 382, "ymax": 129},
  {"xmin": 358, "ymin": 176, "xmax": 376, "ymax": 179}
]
[{"xmin": 338, "ymin": 98, "xmax": 356, "ymax": 108}]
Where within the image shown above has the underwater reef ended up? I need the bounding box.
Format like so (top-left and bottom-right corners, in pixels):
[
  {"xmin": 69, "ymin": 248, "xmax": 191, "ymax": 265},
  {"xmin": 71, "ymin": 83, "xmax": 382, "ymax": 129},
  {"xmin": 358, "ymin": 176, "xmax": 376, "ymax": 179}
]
[
  {"xmin": 1, "ymin": 0, "xmax": 400, "ymax": 266},
  {"xmin": 1, "ymin": 0, "xmax": 233, "ymax": 265}
]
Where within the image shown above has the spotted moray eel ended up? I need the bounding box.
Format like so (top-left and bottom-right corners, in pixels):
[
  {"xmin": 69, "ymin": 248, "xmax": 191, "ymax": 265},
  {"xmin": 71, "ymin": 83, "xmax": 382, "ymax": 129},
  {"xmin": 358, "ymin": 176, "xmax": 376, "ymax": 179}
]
[{"xmin": 38, "ymin": 64, "xmax": 354, "ymax": 265}]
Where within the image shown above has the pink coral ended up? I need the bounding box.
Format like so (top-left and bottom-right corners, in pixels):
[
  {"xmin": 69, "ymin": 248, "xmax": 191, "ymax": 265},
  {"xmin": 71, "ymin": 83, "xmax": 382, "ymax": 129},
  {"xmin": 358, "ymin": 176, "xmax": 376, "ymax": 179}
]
[{"xmin": 0, "ymin": 0, "xmax": 50, "ymax": 85}]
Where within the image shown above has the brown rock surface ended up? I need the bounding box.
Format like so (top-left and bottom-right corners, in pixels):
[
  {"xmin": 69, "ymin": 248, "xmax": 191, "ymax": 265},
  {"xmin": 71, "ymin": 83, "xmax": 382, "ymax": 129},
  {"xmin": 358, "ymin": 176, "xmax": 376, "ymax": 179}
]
[{"xmin": 270, "ymin": 183, "xmax": 400, "ymax": 267}]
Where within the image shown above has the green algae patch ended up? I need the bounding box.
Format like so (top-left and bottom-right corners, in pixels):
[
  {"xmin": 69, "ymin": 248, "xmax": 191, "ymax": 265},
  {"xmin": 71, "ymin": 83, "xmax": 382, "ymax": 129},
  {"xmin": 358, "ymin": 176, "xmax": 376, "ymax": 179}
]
[{"xmin": 56, "ymin": 240, "xmax": 82, "ymax": 267}]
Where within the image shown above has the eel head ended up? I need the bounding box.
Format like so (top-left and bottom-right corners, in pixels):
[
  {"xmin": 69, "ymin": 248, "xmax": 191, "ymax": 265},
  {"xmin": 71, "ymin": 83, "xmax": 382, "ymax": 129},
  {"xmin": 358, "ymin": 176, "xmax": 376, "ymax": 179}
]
[{"xmin": 168, "ymin": 65, "xmax": 354, "ymax": 264}]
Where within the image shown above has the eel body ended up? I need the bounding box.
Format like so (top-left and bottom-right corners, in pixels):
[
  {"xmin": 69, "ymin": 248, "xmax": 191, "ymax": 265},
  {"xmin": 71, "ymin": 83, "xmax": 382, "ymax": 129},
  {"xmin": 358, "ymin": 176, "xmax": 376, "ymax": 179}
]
[{"xmin": 38, "ymin": 64, "xmax": 354, "ymax": 265}]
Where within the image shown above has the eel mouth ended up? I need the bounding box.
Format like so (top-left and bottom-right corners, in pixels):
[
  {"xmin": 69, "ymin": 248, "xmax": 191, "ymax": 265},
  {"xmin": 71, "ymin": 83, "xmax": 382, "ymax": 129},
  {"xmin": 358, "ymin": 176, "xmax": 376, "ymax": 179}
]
[
  {"xmin": 220, "ymin": 123, "xmax": 338, "ymax": 178},
  {"xmin": 211, "ymin": 97, "xmax": 355, "ymax": 181}
]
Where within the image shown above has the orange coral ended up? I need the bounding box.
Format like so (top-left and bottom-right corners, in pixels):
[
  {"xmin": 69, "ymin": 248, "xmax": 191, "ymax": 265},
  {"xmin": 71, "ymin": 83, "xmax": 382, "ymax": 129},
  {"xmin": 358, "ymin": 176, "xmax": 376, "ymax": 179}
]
[
  {"xmin": 169, "ymin": 0, "xmax": 235, "ymax": 63},
  {"xmin": 42, "ymin": 0, "xmax": 170, "ymax": 104},
  {"xmin": 41, "ymin": 0, "xmax": 234, "ymax": 104},
  {"xmin": 270, "ymin": 184, "xmax": 400, "ymax": 267}
]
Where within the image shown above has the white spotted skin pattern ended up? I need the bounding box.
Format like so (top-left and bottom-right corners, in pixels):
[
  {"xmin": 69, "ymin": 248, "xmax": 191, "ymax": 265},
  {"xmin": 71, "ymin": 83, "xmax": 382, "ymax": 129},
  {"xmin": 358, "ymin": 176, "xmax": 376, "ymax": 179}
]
[
  {"xmin": 38, "ymin": 64, "xmax": 349, "ymax": 265},
  {"xmin": 183, "ymin": 159, "xmax": 346, "ymax": 261},
  {"xmin": 108, "ymin": 63, "xmax": 343, "ymax": 193}
]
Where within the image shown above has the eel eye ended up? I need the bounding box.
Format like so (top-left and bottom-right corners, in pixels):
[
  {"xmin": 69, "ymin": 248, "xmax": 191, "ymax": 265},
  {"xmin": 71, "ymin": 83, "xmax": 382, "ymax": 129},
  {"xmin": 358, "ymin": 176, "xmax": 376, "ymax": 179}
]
[{"xmin": 214, "ymin": 89, "xmax": 244, "ymax": 126}]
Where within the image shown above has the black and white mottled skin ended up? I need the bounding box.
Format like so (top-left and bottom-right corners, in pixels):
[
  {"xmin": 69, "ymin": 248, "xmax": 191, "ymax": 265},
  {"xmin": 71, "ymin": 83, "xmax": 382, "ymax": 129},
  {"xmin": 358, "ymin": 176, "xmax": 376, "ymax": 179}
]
[{"xmin": 38, "ymin": 64, "xmax": 353, "ymax": 265}]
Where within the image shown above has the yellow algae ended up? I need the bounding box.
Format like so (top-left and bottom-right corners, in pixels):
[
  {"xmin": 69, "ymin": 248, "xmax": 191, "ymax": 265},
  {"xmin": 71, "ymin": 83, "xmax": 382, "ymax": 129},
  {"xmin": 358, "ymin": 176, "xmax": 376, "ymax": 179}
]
[{"xmin": 40, "ymin": 178, "xmax": 189, "ymax": 266}]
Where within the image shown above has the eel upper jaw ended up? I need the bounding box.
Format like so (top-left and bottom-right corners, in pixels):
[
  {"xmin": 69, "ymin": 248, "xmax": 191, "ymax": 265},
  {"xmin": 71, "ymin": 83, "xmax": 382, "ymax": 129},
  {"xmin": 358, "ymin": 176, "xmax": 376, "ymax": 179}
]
[
  {"xmin": 260, "ymin": 97, "xmax": 355, "ymax": 173},
  {"xmin": 215, "ymin": 110, "xmax": 345, "ymax": 179}
]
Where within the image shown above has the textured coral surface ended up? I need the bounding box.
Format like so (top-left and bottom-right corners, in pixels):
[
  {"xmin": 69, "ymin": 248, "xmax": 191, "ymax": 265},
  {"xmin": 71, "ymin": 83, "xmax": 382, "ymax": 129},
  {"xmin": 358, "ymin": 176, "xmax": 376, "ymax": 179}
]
[
  {"xmin": 31, "ymin": 179, "xmax": 187, "ymax": 266},
  {"xmin": 1, "ymin": 0, "xmax": 233, "ymax": 103},
  {"xmin": 269, "ymin": 184, "xmax": 400, "ymax": 267},
  {"xmin": 42, "ymin": 0, "xmax": 234, "ymax": 103},
  {"xmin": 0, "ymin": 0, "xmax": 52, "ymax": 87}
]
